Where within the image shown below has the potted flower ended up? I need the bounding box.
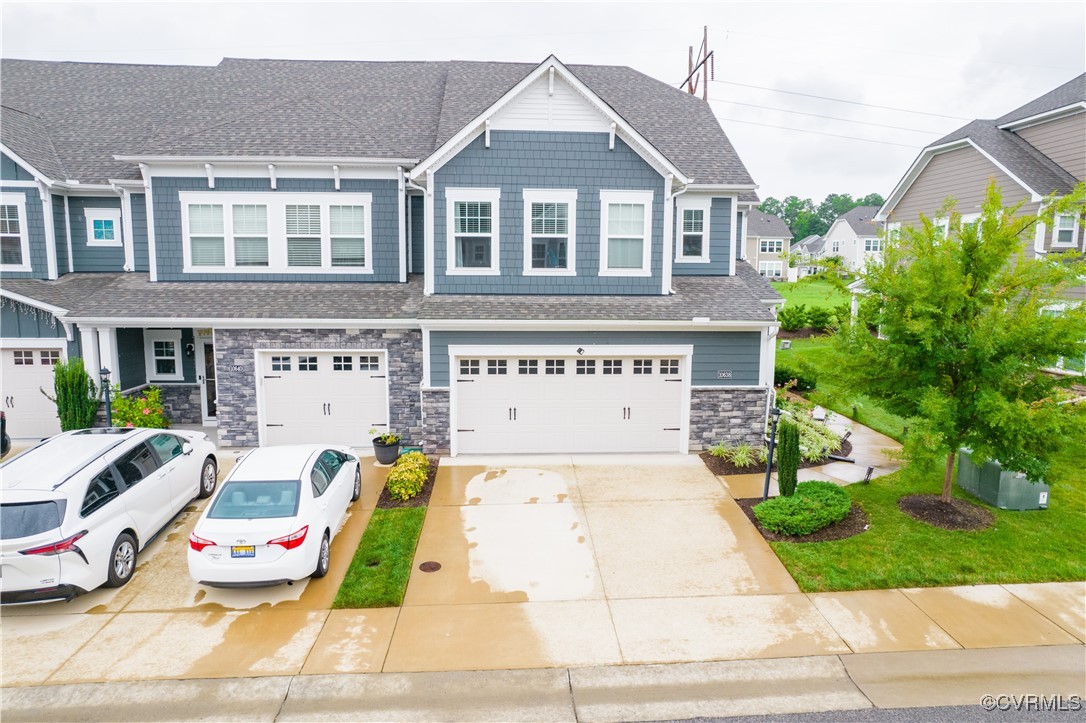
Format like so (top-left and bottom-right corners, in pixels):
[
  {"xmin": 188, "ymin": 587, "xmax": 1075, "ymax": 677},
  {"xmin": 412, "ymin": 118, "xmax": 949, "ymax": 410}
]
[{"xmin": 369, "ymin": 427, "xmax": 401, "ymax": 465}]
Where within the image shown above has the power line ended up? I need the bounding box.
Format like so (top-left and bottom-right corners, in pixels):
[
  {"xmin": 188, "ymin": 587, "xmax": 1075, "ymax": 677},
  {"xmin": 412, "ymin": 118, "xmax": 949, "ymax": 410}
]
[
  {"xmin": 708, "ymin": 79, "xmax": 972, "ymax": 120},
  {"xmin": 708, "ymin": 98, "xmax": 945, "ymax": 135},
  {"xmin": 713, "ymin": 116, "xmax": 924, "ymax": 149}
]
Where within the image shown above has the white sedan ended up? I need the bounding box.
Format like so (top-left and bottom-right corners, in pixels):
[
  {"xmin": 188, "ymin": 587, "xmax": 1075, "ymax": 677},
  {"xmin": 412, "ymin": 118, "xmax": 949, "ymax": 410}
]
[{"xmin": 187, "ymin": 445, "xmax": 360, "ymax": 587}]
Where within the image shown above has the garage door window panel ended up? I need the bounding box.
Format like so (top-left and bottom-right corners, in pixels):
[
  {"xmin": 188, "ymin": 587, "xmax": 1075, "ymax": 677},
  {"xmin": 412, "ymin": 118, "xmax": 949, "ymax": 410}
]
[
  {"xmin": 603, "ymin": 359, "xmax": 622, "ymax": 375},
  {"xmin": 488, "ymin": 359, "xmax": 507, "ymax": 375},
  {"xmin": 460, "ymin": 359, "xmax": 480, "ymax": 376},
  {"xmin": 0, "ymin": 197, "xmax": 31, "ymax": 271},
  {"xmin": 577, "ymin": 359, "xmax": 596, "ymax": 375},
  {"xmin": 660, "ymin": 359, "xmax": 679, "ymax": 375},
  {"xmin": 13, "ymin": 350, "xmax": 33, "ymax": 366},
  {"xmin": 298, "ymin": 356, "xmax": 318, "ymax": 371},
  {"xmin": 359, "ymin": 356, "xmax": 379, "ymax": 371},
  {"xmin": 333, "ymin": 355, "xmax": 353, "ymax": 371},
  {"xmin": 546, "ymin": 359, "xmax": 565, "ymax": 375},
  {"xmin": 519, "ymin": 359, "xmax": 539, "ymax": 375},
  {"xmin": 271, "ymin": 356, "xmax": 291, "ymax": 372},
  {"xmin": 40, "ymin": 350, "xmax": 59, "ymax": 365}
]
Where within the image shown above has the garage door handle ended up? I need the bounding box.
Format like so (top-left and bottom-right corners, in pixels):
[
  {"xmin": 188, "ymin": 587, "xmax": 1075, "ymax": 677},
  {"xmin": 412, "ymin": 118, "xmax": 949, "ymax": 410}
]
[
  {"xmin": 263, "ymin": 375, "xmax": 282, "ymax": 379},
  {"xmin": 266, "ymin": 424, "xmax": 285, "ymax": 427},
  {"xmin": 663, "ymin": 427, "xmax": 680, "ymax": 431},
  {"xmin": 665, "ymin": 379, "xmax": 683, "ymax": 382}
]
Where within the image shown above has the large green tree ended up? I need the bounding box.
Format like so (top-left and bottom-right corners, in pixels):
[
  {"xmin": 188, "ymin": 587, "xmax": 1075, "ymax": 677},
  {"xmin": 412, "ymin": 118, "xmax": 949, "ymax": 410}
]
[
  {"xmin": 834, "ymin": 182, "xmax": 1086, "ymax": 502},
  {"xmin": 761, "ymin": 192, "xmax": 886, "ymax": 243}
]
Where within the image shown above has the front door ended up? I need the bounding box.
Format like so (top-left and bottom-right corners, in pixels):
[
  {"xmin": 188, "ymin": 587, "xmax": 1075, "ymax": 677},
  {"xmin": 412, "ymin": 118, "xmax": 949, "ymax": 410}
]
[{"xmin": 198, "ymin": 340, "xmax": 217, "ymax": 425}]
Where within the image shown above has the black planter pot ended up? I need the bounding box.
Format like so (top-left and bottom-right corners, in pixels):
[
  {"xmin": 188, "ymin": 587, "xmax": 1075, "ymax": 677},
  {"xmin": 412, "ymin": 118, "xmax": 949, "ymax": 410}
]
[{"xmin": 373, "ymin": 439, "xmax": 401, "ymax": 465}]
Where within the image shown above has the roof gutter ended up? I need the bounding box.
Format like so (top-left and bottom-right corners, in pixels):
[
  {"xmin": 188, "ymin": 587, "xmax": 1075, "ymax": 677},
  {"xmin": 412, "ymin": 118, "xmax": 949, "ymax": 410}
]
[{"xmin": 113, "ymin": 155, "xmax": 420, "ymax": 167}]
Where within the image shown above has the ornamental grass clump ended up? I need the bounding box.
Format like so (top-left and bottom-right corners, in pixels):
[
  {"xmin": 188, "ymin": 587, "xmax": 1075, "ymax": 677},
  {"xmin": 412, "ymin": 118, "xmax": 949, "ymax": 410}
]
[
  {"xmin": 754, "ymin": 481, "xmax": 851, "ymax": 536},
  {"xmin": 385, "ymin": 451, "xmax": 430, "ymax": 501}
]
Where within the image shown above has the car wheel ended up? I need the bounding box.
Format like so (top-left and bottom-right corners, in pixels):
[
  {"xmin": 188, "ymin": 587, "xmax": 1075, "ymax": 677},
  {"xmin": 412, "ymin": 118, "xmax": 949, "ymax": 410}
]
[
  {"xmin": 104, "ymin": 533, "xmax": 137, "ymax": 587},
  {"xmin": 197, "ymin": 457, "xmax": 217, "ymax": 499},
  {"xmin": 351, "ymin": 465, "xmax": 362, "ymax": 502},
  {"xmin": 312, "ymin": 531, "xmax": 330, "ymax": 579}
]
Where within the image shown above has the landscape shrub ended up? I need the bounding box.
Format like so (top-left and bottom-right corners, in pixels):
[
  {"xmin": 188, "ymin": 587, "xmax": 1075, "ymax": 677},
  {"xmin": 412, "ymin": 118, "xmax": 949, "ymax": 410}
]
[
  {"xmin": 729, "ymin": 443, "xmax": 757, "ymax": 468},
  {"xmin": 386, "ymin": 451, "xmax": 430, "ymax": 501},
  {"xmin": 774, "ymin": 364, "xmax": 817, "ymax": 391},
  {"xmin": 777, "ymin": 420, "xmax": 800, "ymax": 496},
  {"xmin": 708, "ymin": 442, "xmax": 729, "ymax": 458},
  {"xmin": 777, "ymin": 304, "xmax": 807, "ymax": 332},
  {"xmin": 805, "ymin": 306, "xmax": 835, "ymax": 331},
  {"xmin": 832, "ymin": 303, "xmax": 852, "ymax": 328},
  {"xmin": 111, "ymin": 386, "xmax": 169, "ymax": 428},
  {"xmin": 753, "ymin": 481, "xmax": 851, "ymax": 536},
  {"xmin": 778, "ymin": 399, "xmax": 842, "ymax": 463},
  {"xmin": 49, "ymin": 358, "xmax": 99, "ymax": 431}
]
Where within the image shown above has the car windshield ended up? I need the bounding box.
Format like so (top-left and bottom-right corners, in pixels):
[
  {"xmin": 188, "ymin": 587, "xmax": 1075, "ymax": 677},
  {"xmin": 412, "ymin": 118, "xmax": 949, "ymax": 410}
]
[
  {"xmin": 207, "ymin": 481, "xmax": 300, "ymax": 519},
  {"xmin": 1, "ymin": 500, "xmax": 64, "ymax": 539}
]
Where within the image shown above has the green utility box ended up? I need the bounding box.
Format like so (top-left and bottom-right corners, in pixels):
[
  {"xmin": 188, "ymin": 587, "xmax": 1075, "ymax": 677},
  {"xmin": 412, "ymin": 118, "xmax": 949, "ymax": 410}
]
[{"xmin": 957, "ymin": 449, "xmax": 1050, "ymax": 510}]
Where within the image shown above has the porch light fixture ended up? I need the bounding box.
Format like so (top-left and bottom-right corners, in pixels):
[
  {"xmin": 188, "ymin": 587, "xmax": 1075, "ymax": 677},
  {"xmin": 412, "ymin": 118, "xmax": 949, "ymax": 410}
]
[
  {"xmin": 762, "ymin": 406, "xmax": 782, "ymax": 501},
  {"xmin": 100, "ymin": 367, "xmax": 112, "ymax": 427}
]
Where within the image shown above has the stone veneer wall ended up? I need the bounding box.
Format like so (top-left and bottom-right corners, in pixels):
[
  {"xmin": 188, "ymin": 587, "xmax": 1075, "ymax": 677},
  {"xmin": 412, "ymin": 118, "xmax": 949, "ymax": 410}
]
[
  {"xmin": 158, "ymin": 385, "xmax": 203, "ymax": 426},
  {"xmin": 420, "ymin": 388, "xmax": 450, "ymax": 454},
  {"xmin": 214, "ymin": 328, "xmax": 423, "ymax": 448},
  {"xmin": 689, "ymin": 387, "xmax": 770, "ymax": 450}
]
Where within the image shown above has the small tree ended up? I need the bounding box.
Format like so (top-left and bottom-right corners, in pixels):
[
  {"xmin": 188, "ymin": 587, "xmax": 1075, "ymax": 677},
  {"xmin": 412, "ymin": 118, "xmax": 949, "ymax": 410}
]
[
  {"xmin": 835, "ymin": 182, "xmax": 1086, "ymax": 502},
  {"xmin": 777, "ymin": 419, "xmax": 800, "ymax": 497},
  {"xmin": 48, "ymin": 358, "xmax": 99, "ymax": 430}
]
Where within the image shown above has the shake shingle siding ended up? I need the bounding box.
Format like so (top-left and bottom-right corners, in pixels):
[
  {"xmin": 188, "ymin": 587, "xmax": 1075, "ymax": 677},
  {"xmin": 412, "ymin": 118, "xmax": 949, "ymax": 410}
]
[
  {"xmin": 434, "ymin": 131, "xmax": 664, "ymax": 294},
  {"xmin": 131, "ymin": 193, "xmax": 150, "ymax": 272},
  {"xmin": 68, "ymin": 196, "xmax": 125, "ymax": 273},
  {"xmin": 0, "ymin": 186, "xmax": 47, "ymax": 279}
]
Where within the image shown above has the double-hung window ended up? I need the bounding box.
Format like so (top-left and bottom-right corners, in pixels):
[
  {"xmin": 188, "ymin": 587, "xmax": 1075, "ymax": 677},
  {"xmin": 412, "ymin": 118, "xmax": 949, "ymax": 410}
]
[
  {"xmin": 446, "ymin": 188, "xmax": 500, "ymax": 275},
  {"xmin": 0, "ymin": 195, "xmax": 30, "ymax": 271},
  {"xmin": 759, "ymin": 239, "xmax": 784, "ymax": 255},
  {"xmin": 181, "ymin": 192, "xmax": 372, "ymax": 273},
  {"xmin": 85, "ymin": 208, "xmax": 122, "ymax": 247},
  {"xmin": 675, "ymin": 197, "xmax": 710, "ymax": 263},
  {"xmin": 144, "ymin": 330, "xmax": 183, "ymax": 382},
  {"xmin": 600, "ymin": 190, "xmax": 653, "ymax": 276},
  {"xmin": 523, "ymin": 189, "xmax": 576, "ymax": 275},
  {"xmin": 1054, "ymin": 214, "xmax": 1079, "ymax": 247},
  {"xmin": 864, "ymin": 237, "xmax": 882, "ymax": 253}
]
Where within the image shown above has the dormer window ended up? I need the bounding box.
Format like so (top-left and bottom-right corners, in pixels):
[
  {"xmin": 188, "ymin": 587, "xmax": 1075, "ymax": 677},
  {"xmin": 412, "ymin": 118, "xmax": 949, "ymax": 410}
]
[{"xmin": 675, "ymin": 197, "xmax": 710, "ymax": 263}]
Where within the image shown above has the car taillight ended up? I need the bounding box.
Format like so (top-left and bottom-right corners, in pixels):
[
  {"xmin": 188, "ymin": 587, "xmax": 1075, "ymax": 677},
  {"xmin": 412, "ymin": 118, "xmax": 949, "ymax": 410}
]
[
  {"xmin": 19, "ymin": 530, "xmax": 88, "ymax": 559},
  {"xmin": 189, "ymin": 532, "xmax": 217, "ymax": 552},
  {"xmin": 267, "ymin": 525, "xmax": 308, "ymax": 550}
]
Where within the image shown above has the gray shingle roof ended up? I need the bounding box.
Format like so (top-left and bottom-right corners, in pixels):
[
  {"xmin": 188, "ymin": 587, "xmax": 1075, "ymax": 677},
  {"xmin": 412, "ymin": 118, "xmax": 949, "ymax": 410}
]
[
  {"xmin": 0, "ymin": 106, "xmax": 68, "ymax": 180},
  {"xmin": 1, "ymin": 272, "xmax": 776, "ymax": 323},
  {"xmin": 996, "ymin": 73, "xmax": 1085, "ymax": 126},
  {"xmin": 734, "ymin": 260, "xmax": 782, "ymax": 302},
  {"xmin": 794, "ymin": 235, "xmax": 826, "ymax": 254},
  {"xmin": 744, "ymin": 208, "xmax": 792, "ymax": 239},
  {"xmin": 1, "ymin": 57, "xmax": 755, "ymax": 186},
  {"xmin": 839, "ymin": 206, "xmax": 881, "ymax": 237}
]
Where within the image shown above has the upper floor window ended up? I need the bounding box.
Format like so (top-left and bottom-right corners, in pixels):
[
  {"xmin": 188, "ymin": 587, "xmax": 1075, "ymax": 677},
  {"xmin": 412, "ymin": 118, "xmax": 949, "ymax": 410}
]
[
  {"xmin": 0, "ymin": 196, "xmax": 31, "ymax": 272},
  {"xmin": 864, "ymin": 238, "xmax": 882, "ymax": 253},
  {"xmin": 85, "ymin": 208, "xmax": 122, "ymax": 248},
  {"xmin": 830, "ymin": 240, "xmax": 841, "ymax": 254},
  {"xmin": 600, "ymin": 190, "xmax": 653, "ymax": 277},
  {"xmin": 1054, "ymin": 214, "xmax": 1080, "ymax": 247},
  {"xmin": 446, "ymin": 188, "xmax": 500, "ymax": 276},
  {"xmin": 760, "ymin": 239, "xmax": 784, "ymax": 255},
  {"xmin": 180, "ymin": 192, "xmax": 373, "ymax": 274},
  {"xmin": 676, "ymin": 198, "xmax": 710, "ymax": 263},
  {"xmin": 523, "ymin": 189, "xmax": 577, "ymax": 275}
]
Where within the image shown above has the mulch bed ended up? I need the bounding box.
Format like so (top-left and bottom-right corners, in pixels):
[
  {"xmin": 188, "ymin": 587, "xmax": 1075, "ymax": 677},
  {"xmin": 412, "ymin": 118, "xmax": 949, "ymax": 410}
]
[
  {"xmin": 898, "ymin": 494, "xmax": 994, "ymax": 531},
  {"xmin": 778, "ymin": 328, "xmax": 828, "ymax": 340},
  {"xmin": 735, "ymin": 497, "xmax": 870, "ymax": 543},
  {"xmin": 375, "ymin": 457, "xmax": 440, "ymax": 509},
  {"xmin": 700, "ymin": 438, "xmax": 853, "ymax": 477}
]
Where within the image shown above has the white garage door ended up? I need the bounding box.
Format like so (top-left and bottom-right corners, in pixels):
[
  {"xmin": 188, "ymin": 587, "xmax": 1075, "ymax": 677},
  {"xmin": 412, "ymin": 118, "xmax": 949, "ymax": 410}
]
[
  {"xmin": 1, "ymin": 348, "xmax": 63, "ymax": 439},
  {"xmin": 258, "ymin": 351, "xmax": 388, "ymax": 448},
  {"xmin": 454, "ymin": 355, "xmax": 686, "ymax": 454}
]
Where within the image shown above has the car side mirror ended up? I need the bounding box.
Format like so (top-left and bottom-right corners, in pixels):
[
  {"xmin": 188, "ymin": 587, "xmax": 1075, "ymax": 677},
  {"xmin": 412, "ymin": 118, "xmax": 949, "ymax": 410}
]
[{"xmin": 182, "ymin": 442, "xmax": 193, "ymax": 456}]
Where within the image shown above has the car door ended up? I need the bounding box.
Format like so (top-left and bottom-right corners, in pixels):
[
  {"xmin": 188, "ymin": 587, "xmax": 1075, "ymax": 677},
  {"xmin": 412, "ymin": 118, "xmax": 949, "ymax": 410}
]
[
  {"xmin": 316, "ymin": 450, "xmax": 350, "ymax": 532},
  {"xmin": 75, "ymin": 466, "xmax": 131, "ymax": 587},
  {"xmin": 111, "ymin": 442, "xmax": 171, "ymax": 543},
  {"xmin": 146, "ymin": 433, "xmax": 194, "ymax": 512}
]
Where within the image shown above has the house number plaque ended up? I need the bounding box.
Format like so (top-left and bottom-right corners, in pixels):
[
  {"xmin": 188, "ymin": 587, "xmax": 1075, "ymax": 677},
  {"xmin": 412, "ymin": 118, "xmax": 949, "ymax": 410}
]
[{"xmin": 717, "ymin": 370, "xmax": 732, "ymax": 379}]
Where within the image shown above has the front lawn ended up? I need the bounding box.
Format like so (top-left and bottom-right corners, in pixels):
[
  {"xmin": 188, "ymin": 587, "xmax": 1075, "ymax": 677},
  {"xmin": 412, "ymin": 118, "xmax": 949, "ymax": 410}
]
[
  {"xmin": 777, "ymin": 336, "xmax": 911, "ymax": 441},
  {"xmin": 770, "ymin": 454, "xmax": 1086, "ymax": 592},
  {"xmin": 333, "ymin": 507, "xmax": 426, "ymax": 608},
  {"xmin": 770, "ymin": 279, "xmax": 850, "ymax": 310}
]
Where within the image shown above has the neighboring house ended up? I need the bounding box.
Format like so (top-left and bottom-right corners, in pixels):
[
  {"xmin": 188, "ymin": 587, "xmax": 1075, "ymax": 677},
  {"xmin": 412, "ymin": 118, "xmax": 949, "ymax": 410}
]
[
  {"xmin": 878, "ymin": 73, "xmax": 1085, "ymax": 259},
  {"xmin": 741, "ymin": 208, "xmax": 792, "ymax": 279},
  {"xmin": 792, "ymin": 234, "xmax": 826, "ymax": 277},
  {"xmin": 821, "ymin": 206, "xmax": 882, "ymax": 272},
  {"xmin": 0, "ymin": 55, "xmax": 781, "ymax": 455}
]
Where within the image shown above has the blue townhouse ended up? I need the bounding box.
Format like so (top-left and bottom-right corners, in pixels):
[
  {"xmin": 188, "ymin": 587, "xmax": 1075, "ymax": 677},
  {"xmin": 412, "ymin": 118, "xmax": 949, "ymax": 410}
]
[{"xmin": 0, "ymin": 56, "xmax": 781, "ymax": 455}]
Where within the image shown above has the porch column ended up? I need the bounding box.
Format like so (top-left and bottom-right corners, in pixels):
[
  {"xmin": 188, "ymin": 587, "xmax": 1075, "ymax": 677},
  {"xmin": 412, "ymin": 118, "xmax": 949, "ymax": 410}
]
[
  {"xmin": 79, "ymin": 327, "xmax": 101, "ymax": 382},
  {"xmin": 97, "ymin": 328, "xmax": 120, "ymax": 388}
]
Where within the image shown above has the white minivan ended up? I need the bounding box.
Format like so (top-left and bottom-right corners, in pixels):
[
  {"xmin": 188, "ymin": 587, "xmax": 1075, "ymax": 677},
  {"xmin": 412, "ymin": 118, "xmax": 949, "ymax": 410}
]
[{"xmin": 1, "ymin": 428, "xmax": 218, "ymax": 604}]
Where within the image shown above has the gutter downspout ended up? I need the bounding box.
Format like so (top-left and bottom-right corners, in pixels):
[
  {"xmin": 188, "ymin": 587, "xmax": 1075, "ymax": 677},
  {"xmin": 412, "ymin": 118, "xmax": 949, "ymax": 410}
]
[
  {"xmin": 111, "ymin": 183, "xmax": 135, "ymax": 272},
  {"xmin": 668, "ymin": 181, "xmax": 690, "ymax": 294}
]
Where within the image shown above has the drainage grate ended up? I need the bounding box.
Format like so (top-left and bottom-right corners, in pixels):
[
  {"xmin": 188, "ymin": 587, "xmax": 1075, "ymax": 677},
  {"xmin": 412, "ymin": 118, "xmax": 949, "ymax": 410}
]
[{"xmin": 418, "ymin": 561, "xmax": 442, "ymax": 573}]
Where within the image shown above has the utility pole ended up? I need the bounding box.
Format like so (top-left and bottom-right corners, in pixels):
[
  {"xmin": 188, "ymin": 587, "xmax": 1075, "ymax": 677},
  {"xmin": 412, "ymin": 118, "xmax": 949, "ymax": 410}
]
[{"xmin": 683, "ymin": 26, "xmax": 714, "ymax": 101}]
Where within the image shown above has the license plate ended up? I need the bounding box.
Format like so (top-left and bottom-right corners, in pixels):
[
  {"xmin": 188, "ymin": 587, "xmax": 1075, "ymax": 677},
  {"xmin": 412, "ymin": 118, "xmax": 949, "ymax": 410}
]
[{"xmin": 230, "ymin": 546, "xmax": 255, "ymax": 558}]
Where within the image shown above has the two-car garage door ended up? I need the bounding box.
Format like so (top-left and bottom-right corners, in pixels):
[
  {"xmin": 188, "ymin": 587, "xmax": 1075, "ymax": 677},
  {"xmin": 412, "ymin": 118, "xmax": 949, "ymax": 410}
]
[
  {"xmin": 258, "ymin": 351, "xmax": 388, "ymax": 448},
  {"xmin": 454, "ymin": 354, "xmax": 687, "ymax": 454}
]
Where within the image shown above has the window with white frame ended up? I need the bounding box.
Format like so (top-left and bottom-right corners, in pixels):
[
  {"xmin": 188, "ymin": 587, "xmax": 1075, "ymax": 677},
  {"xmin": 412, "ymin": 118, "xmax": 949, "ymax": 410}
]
[
  {"xmin": 84, "ymin": 208, "xmax": 122, "ymax": 247},
  {"xmin": 600, "ymin": 190, "xmax": 653, "ymax": 276},
  {"xmin": 886, "ymin": 222, "xmax": 902, "ymax": 243},
  {"xmin": 180, "ymin": 192, "xmax": 373, "ymax": 273},
  {"xmin": 523, "ymin": 189, "xmax": 576, "ymax": 274},
  {"xmin": 759, "ymin": 239, "xmax": 784, "ymax": 255},
  {"xmin": 0, "ymin": 196, "xmax": 31, "ymax": 271},
  {"xmin": 758, "ymin": 260, "xmax": 784, "ymax": 278},
  {"xmin": 1054, "ymin": 214, "xmax": 1079, "ymax": 247},
  {"xmin": 144, "ymin": 330, "xmax": 183, "ymax": 381},
  {"xmin": 932, "ymin": 218, "xmax": 949, "ymax": 238},
  {"xmin": 830, "ymin": 240, "xmax": 841, "ymax": 254},
  {"xmin": 864, "ymin": 238, "xmax": 882, "ymax": 253},
  {"xmin": 446, "ymin": 188, "xmax": 500, "ymax": 275},
  {"xmin": 676, "ymin": 197, "xmax": 710, "ymax": 262}
]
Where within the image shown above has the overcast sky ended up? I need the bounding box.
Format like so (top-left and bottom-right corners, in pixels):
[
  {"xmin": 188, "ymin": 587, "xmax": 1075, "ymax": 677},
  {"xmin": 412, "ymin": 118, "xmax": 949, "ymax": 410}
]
[{"xmin": 3, "ymin": 1, "xmax": 1083, "ymax": 204}]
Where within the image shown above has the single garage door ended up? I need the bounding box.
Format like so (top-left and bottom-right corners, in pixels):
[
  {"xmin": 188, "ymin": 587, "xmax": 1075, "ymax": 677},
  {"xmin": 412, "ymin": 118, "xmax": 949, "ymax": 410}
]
[
  {"xmin": 1, "ymin": 348, "xmax": 63, "ymax": 439},
  {"xmin": 454, "ymin": 355, "xmax": 685, "ymax": 454},
  {"xmin": 258, "ymin": 350, "xmax": 388, "ymax": 448}
]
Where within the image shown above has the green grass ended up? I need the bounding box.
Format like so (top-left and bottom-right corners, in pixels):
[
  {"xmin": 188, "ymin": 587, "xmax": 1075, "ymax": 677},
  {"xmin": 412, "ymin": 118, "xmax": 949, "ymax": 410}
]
[
  {"xmin": 770, "ymin": 453, "xmax": 1086, "ymax": 592},
  {"xmin": 333, "ymin": 507, "xmax": 427, "ymax": 608},
  {"xmin": 770, "ymin": 279, "xmax": 851, "ymax": 310},
  {"xmin": 777, "ymin": 336, "xmax": 911, "ymax": 441}
]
